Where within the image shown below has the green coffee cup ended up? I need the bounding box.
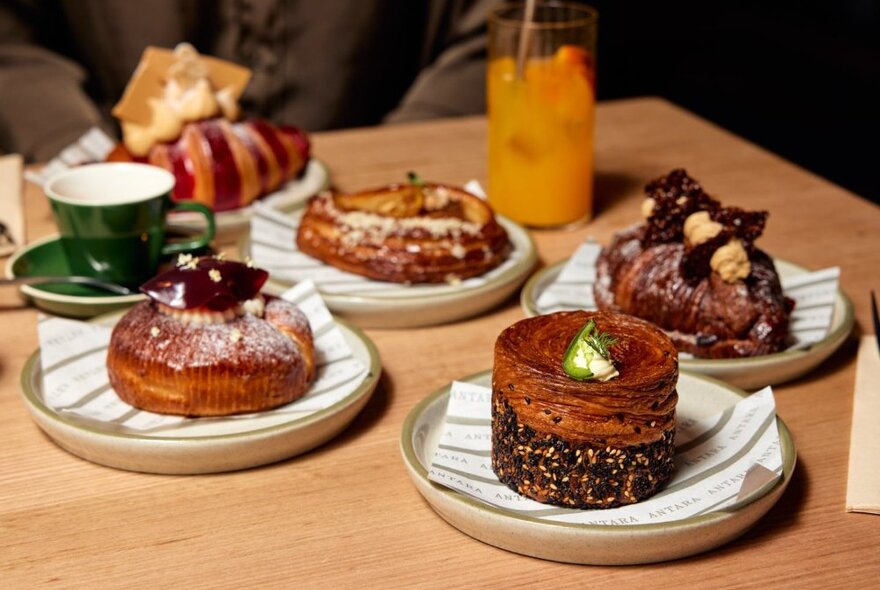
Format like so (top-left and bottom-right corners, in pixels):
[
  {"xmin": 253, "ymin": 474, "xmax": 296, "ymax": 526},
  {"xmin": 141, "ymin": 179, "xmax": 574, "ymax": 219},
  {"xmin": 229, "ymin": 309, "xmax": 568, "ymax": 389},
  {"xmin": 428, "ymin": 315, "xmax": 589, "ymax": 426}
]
[{"xmin": 45, "ymin": 163, "xmax": 215, "ymax": 288}]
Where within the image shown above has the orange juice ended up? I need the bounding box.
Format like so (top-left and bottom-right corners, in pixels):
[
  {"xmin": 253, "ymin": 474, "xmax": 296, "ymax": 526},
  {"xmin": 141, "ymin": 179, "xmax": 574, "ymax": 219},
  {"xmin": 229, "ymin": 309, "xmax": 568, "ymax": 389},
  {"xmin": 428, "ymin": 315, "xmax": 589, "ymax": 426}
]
[{"xmin": 487, "ymin": 46, "xmax": 595, "ymax": 227}]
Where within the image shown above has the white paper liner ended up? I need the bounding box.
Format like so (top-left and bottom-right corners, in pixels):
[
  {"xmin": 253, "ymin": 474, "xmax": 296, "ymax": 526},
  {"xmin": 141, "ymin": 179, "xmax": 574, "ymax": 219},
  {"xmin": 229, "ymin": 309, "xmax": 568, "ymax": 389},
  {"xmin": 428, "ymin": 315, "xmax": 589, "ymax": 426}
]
[
  {"xmin": 24, "ymin": 127, "xmax": 117, "ymax": 186},
  {"xmin": 534, "ymin": 240, "xmax": 841, "ymax": 352},
  {"xmin": 428, "ymin": 381, "xmax": 783, "ymax": 525},
  {"xmin": 249, "ymin": 197, "xmax": 526, "ymax": 298},
  {"xmin": 37, "ymin": 280, "xmax": 367, "ymax": 436}
]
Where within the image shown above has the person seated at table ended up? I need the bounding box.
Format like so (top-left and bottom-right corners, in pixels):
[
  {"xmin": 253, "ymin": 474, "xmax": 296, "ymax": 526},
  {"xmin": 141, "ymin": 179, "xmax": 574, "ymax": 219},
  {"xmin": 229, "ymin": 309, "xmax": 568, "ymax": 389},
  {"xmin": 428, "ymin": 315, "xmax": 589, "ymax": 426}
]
[{"xmin": 0, "ymin": 0, "xmax": 495, "ymax": 162}]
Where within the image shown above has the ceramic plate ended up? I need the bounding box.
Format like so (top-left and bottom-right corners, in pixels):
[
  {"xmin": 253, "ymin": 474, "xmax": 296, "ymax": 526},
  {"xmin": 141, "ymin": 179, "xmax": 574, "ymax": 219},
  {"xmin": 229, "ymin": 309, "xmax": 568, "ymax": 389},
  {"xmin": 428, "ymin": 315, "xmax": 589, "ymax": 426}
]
[
  {"xmin": 400, "ymin": 370, "xmax": 796, "ymax": 565},
  {"xmin": 167, "ymin": 158, "xmax": 330, "ymax": 241},
  {"xmin": 521, "ymin": 258, "xmax": 853, "ymax": 389},
  {"xmin": 19, "ymin": 313, "xmax": 381, "ymax": 474},
  {"xmin": 239, "ymin": 216, "xmax": 538, "ymax": 328},
  {"xmin": 6, "ymin": 234, "xmax": 146, "ymax": 317}
]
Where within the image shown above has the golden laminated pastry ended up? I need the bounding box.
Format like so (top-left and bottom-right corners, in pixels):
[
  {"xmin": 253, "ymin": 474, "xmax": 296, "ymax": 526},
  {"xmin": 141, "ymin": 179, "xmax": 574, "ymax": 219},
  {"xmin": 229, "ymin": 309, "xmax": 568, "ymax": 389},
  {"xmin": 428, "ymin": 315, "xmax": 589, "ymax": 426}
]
[
  {"xmin": 107, "ymin": 258, "xmax": 315, "ymax": 417},
  {"xmin": 296, "ymin": 183, "xmax": 512, "ymax": 283},
  {"xmin": 492, "ymin": 311, "xmax": 678, "ymax": 509}
]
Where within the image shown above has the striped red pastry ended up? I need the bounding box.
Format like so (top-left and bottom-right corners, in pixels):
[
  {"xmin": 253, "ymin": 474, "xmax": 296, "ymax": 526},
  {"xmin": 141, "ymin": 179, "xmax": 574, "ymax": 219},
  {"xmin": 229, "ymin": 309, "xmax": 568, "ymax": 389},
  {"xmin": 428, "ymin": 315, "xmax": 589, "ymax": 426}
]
[{"xmin": 107, "ymin": 118, "xmax": 309, "ymax": 212}]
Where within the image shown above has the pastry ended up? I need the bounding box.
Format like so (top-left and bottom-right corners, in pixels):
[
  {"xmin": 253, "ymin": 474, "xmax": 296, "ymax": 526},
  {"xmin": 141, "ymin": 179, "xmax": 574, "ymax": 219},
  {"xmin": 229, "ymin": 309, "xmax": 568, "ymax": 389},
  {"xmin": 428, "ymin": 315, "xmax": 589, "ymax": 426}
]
[
  {"xmin": 107, "ymin": 257, "xmax": 315, "ymax": 416},
  {"xmin": 107, "ymin": 118, "xmax": 309, "ymax": 212},
  {"xmin": 492, "ymin": 310, "xmax": 678, "ymax": 509},
  {"xmin": 106, "ymin": 43, "xmax": 310, "ymax": 212},
  {"xmin": 296, "ymin": 180, "xmax": 512, "ymax": 283},
  {"xmin": 594, "ymin": 169, "xmax": 792, "ymax": 358}
]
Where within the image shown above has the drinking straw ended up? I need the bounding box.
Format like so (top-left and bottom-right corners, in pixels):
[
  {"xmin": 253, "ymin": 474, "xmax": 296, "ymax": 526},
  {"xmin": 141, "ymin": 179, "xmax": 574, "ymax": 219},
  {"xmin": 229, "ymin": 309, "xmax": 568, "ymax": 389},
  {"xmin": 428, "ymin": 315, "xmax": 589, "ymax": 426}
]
[{"xmin": 515, "ymin": 0, "xmax": 537, "ymax": 80}]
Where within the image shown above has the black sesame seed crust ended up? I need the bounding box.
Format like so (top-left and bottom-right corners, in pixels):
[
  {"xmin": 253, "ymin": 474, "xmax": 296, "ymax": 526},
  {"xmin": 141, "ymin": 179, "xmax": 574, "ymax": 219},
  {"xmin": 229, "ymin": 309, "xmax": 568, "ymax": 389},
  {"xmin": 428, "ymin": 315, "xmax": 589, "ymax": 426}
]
[{"xmin": 491, "ymin": 393, "xmax": 676, "ymax": 509}]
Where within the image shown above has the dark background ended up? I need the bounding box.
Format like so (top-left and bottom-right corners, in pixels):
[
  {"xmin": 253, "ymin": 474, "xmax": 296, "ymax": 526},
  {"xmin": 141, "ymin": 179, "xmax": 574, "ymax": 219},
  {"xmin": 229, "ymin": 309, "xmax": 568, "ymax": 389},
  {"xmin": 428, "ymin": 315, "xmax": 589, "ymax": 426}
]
[{"xmin": 590, "ymin": 0, "xmax": 880, "ymax": 205}]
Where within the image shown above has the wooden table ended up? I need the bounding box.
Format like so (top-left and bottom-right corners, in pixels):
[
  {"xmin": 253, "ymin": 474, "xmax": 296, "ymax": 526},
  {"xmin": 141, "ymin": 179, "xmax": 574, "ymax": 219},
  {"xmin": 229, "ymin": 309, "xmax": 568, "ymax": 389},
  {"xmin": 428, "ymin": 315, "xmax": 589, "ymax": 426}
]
[{"xmin": 2, "ymin": 98, "xmax": 878, "ymax": 587}]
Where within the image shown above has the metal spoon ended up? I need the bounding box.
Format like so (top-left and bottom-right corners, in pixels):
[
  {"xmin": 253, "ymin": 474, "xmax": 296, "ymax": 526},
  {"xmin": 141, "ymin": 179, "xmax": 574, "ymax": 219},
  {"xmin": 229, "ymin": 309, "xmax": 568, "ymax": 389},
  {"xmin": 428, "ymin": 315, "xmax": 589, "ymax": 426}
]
[{"xmin": 1, "ymin": 276, "xmax": 135, "ymax": 295}]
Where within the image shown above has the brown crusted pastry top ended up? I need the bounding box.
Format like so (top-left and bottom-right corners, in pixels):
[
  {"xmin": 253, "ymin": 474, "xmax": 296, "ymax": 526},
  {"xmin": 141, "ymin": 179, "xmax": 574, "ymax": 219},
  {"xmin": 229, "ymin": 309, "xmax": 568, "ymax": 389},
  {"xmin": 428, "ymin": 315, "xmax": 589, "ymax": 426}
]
[
  {"xmin": 493, "ymin": 311, "xmax": 678, "ymax": 447},
  {"xmin": 296, "ymin": 183, "xmax": 512, "ymax": 284},
  {"xmin": 595, "ymin": 224, "xmax": 791, "ymax": 358},
  {"xmin": 595, "ymin": 169, "xmax": 792, "ymax": 358}
]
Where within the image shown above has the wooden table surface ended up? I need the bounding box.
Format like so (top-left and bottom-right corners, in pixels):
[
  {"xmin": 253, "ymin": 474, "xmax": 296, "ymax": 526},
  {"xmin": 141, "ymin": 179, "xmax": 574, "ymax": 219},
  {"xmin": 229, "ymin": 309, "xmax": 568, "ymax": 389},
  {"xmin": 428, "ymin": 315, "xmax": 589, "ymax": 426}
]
[{"xmin": 2, "ymin": 98, "xmax": 878, "ymax": 588}]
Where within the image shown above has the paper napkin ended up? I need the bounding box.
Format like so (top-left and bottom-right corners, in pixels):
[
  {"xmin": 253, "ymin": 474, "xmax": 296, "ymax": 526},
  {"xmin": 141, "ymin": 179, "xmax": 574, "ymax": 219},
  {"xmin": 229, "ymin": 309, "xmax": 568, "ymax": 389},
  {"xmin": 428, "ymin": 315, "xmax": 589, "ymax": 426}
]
[
  {"xmin": 248, "ymin": 201, "xmax": 525, "ymax": 296},
  {"xmin": 534, "ymin": 239, "xmax": 841, "ymax": 352},
  {"xmin": 37, "ymin": 280, "xmax": 367, "ymax": 433},
  {"xmin": 25, "ymin": 127, "xmax": 116, "ymax": 187},
  {"xmin": 0, "ymin": 154, "xmax": 25, "ymax": 256},
  {"xmin": 846, "ymin": 336, "xmax": 880, "ymax": 515},
  {"xmin": 429, "ymin": 381, "xmax": 783, "ymax": 525}
]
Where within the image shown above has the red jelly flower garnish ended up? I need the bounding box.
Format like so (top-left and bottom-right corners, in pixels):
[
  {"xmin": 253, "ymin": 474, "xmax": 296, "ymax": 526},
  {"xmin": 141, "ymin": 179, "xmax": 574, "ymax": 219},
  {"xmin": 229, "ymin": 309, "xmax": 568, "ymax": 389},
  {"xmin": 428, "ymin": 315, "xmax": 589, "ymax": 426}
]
[{"xmin": 141, "ymin": 257, "xmax": 268, "ymax": 311}]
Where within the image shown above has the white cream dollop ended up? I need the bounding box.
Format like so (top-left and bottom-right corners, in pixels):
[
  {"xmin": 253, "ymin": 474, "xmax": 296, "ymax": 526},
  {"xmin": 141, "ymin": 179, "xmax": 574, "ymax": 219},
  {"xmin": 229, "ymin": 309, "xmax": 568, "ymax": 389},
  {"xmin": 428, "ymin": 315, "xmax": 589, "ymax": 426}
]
[
  {"xmin": 157, "ymin": 295, "xmax": 265, "ymax": 325},
  {"xmin": 588, "ymin": 355, "xmax": 619, "ymax": 382},
  {"xmin": 570, "ymin": 345, "xmax": 619, "ymax": 382}
]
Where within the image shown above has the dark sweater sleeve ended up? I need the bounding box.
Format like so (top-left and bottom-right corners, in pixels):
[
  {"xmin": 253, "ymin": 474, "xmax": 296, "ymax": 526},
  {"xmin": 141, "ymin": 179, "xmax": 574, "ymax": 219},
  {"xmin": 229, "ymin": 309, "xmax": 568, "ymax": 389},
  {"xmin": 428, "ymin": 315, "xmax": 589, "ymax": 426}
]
[
  {"xmin": 384, "ymin": 0, "xmax": 492, "ymax": 124},
  {"xmin": 0, "ymin": 2, "xmax": 105, "ymax": 162}
]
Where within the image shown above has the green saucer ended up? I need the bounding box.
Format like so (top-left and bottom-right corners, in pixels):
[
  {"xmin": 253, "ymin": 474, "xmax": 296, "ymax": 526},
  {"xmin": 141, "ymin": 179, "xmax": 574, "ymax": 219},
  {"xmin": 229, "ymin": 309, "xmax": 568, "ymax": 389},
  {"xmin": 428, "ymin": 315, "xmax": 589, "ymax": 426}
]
[{"xmin": 6, "ymin": 234, "xmax": 145, "ymax": 317}]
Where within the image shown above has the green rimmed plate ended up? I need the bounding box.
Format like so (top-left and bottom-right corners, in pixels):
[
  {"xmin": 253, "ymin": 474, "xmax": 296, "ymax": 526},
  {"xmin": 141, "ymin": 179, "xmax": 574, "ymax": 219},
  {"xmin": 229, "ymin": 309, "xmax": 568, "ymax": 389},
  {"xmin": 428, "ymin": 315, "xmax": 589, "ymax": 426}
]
[
  {"xmin": 240, "ymin": 215, "xmax": 538, "ymax": 329},
  {"xmin": 521, "ymin": 258, "xmax": 854, "ymax": 389},
  {"xmin": 5, "ymin": 234, "xmax": 145, "ymax": 318},
  {"xmin": 400, "ymin": 370, "xmax": 796, "ymax": 565},
  {"xmin": 19, "ymin": 312, "xmax": 381, "ymax": 474}
]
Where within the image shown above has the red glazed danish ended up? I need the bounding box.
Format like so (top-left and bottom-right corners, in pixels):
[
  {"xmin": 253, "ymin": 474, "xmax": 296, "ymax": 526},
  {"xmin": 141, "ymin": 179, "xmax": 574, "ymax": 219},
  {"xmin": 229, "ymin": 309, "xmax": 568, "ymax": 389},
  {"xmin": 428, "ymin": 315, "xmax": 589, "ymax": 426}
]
[
  {"xmin": 296, "ymin": 182, "xmax": 512, "ymax": 283},
  {"xmin": 492, "ymin": 311, "xmax": 678, "ymax": 509},
  {"xmin": 594, "ymin": 169, "xmax": 792, "ymax": 358},
  {"xmin": 107, "ymin": 257, "xmax": 315, "ymax": 416}
]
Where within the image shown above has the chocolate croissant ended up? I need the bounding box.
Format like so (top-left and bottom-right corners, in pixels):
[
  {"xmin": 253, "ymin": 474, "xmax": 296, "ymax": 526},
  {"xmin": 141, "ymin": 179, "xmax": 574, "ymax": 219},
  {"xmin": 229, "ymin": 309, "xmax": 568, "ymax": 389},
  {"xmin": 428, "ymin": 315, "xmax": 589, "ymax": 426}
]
[
  {"xmin": 594, "ymin": 169, "xmax": 792, "ymax": 359},
  {"xmin": 492, "ymin": 311, "xmax": 678, "ymax": 509},
  {"xmin": 107, "ymin": 118, "xmax": 309, "ymax": 212},
  {"xmin": 296, "ymin": 183, "xmax": 512, "ymax": 283}
]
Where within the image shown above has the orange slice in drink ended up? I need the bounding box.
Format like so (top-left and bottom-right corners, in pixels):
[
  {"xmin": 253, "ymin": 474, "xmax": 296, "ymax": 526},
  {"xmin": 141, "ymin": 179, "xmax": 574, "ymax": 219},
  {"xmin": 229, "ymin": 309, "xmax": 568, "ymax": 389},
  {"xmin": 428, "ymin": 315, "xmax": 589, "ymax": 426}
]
[{"xmin": 553, "ymin": 44, "xmax": 595, "ymax": 90}]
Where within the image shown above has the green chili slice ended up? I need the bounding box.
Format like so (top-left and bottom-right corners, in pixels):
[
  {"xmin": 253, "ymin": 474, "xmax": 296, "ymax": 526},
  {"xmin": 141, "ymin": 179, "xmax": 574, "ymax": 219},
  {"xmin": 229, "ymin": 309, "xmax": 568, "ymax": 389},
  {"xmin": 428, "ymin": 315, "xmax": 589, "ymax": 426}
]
[
  {"xmin": 562, "ymin": 320, "xmax": 618, "ymax": 381},
  {"xmin": 563, "ymin": 320, "xmax": 597, "ymax": 380}
]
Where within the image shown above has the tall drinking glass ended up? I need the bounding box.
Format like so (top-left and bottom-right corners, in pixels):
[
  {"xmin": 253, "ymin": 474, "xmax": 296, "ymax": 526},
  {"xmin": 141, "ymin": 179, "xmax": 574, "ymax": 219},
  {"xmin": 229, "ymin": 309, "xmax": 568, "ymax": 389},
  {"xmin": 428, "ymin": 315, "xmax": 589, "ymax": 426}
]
[{"xmin": 488, "ymin": 2, "xmax": 598, "ymax": 228}]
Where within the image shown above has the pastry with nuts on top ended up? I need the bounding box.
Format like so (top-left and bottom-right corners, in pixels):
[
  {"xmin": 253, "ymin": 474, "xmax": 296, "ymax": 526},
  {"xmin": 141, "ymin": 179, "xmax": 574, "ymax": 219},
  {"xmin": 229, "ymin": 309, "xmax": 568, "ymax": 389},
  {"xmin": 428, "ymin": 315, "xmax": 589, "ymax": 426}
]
[{"xmin": 296, "ymin": 176, "xmax": 512, "ymax": 284}]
